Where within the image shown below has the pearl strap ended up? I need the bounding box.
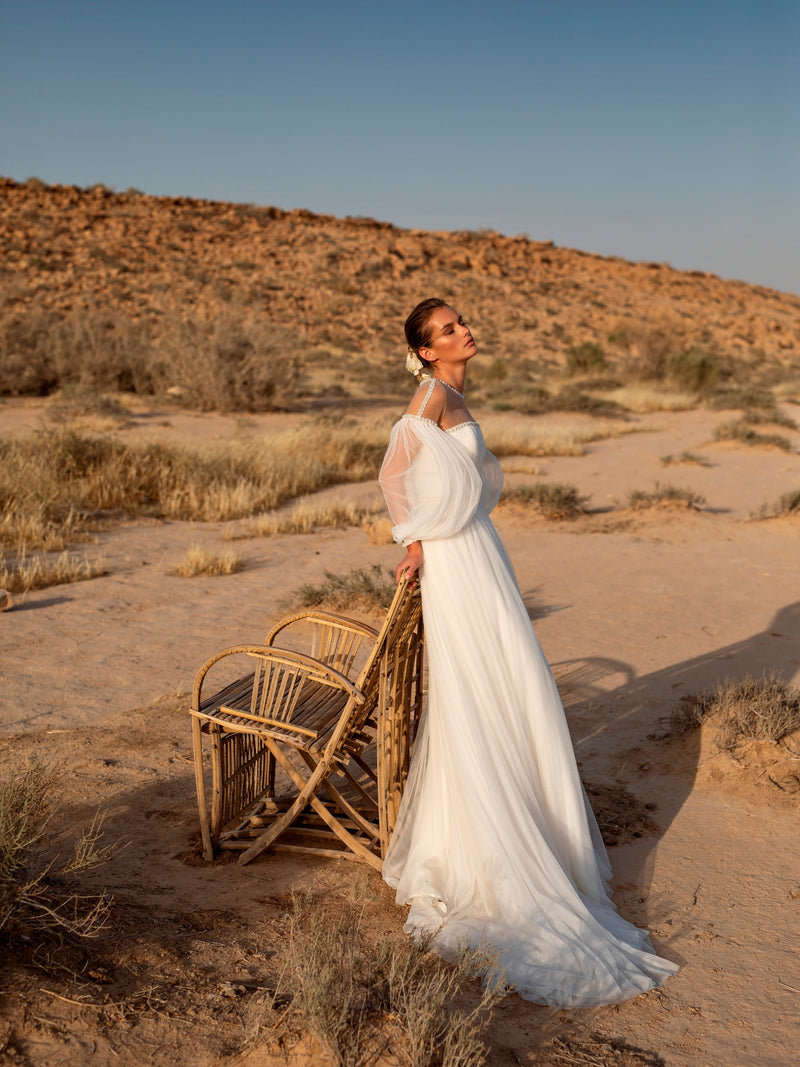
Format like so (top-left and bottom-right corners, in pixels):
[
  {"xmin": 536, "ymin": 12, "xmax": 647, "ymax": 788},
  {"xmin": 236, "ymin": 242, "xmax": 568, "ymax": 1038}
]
[{"xmin": 434, "ymin": 378, "xmax": 465, "ymax": 399}]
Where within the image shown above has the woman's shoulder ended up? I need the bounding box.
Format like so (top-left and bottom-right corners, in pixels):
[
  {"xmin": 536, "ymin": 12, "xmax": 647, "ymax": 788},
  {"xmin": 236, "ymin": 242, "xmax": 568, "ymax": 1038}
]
[{"xmin": 405, "ymin": 378, "xmax": 446, "ymax": 420}]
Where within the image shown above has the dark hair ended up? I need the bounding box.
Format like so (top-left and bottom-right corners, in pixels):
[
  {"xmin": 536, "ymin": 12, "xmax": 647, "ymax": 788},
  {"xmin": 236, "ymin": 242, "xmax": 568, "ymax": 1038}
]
[{"xmin": 404, "ymin": 297, "xmax": 450, "ymax": 356}]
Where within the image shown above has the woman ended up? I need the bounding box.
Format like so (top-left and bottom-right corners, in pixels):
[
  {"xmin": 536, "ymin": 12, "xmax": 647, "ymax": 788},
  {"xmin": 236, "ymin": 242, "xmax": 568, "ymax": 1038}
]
[{"xmin": 378, "ymin": 298, "xmax": 678, "ymax": 1007}]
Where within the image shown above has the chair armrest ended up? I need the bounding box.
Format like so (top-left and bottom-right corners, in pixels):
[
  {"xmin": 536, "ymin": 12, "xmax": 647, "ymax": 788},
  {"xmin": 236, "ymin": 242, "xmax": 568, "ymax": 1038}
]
[{"xmin": 191, "ymin": 644, "xmax": 365, "ymax": 714}]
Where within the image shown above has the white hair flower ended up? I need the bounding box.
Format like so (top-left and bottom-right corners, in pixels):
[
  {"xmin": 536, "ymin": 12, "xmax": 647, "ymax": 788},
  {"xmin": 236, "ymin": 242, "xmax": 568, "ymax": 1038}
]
[{"xmin": 405, "ymin": 347, "xmax": 433, "ymax": 381}]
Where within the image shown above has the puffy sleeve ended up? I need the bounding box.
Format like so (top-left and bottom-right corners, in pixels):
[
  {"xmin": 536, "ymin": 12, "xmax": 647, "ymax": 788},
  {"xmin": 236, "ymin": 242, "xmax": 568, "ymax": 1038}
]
[
  {"xmin": 480, "ymin": 450, "xmax": 504, "ymax": 514},
  {"xmin": 379, "ymin": 416, "xmax": 484, "ymax": 545}
]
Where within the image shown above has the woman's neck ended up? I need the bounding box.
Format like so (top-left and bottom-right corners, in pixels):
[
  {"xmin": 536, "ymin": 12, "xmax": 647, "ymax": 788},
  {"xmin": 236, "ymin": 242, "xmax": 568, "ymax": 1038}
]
[{"xmin": 433, "ymin": 369, "xmax": 467, "ymax": 396}]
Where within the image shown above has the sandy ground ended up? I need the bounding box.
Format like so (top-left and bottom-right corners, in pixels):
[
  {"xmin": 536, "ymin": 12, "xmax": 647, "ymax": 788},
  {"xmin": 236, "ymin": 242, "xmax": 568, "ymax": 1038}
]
[{"xmin": 1, "ymin": 399, "xmax": 799, "ymax": 1066}]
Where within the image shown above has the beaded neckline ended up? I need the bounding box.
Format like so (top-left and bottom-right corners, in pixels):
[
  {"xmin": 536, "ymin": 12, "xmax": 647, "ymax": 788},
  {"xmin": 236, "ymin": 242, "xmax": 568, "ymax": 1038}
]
[{"xmin": 433, "ymin": 378, "xmax": 465, "ymax": 399}]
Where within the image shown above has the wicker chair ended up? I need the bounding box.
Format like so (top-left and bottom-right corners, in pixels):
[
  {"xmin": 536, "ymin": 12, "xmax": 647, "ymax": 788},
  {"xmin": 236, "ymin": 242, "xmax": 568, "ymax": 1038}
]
[{"xmin": 190, "ymin": 580, "xmax": 424, "ymax": 868}]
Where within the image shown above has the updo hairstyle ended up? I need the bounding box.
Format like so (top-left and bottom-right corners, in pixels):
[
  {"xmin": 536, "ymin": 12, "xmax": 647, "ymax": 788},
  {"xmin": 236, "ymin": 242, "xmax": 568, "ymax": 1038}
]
[{"xmin": 404, "ymin": 297, "xmax": 449, "ymax": 382}]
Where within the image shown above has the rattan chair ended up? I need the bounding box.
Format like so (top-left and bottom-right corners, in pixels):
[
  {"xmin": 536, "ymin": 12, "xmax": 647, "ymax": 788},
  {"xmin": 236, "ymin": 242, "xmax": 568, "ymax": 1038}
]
[{"xmin": 190, "ymin": 580, "xmax": 424, "ymax": 868}]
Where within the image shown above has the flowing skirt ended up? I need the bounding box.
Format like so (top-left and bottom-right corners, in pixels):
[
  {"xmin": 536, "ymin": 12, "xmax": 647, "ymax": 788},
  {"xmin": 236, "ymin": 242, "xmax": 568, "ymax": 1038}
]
[{"xmin": 382, "ymin": 508, "xmax": 678, "ymax": 1006}]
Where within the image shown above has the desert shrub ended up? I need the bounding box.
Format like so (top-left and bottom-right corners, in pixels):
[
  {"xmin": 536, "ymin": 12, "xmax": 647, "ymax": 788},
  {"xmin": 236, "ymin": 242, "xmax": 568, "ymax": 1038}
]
[
  {"xmin": 0, "ymin": 305, "xmax": 305, "ymax": 410},
  {"xmin": 707, "ymin": 386, "xmax": 778, "ymax": 411},
  {"xmin": 283, "ymin": 564, "xmax": 396, "ymax": 612},
  {"xmin": 565, "ymin": 341, "xmax": 607, "ymax": 375},
  {"xmin": 627, "ymin": 483, "xmax": 705, "ymax": 510},
  {"xmin": 0, "ymin": 305, "xmax": 158, "ymax": 396},
  {"xmin": 154, "ymin": 312, "xmax": 303, "ymax": 411},
  {"xmin": 0, "ymin": 760, "xmax": 112, "ymax": 941},
  {"xmin": 713, "ymin": 419, "xmax": 791, "ymax": 451},
  {"xmin": 47, "ymin": 383, "xmax": 131, "ymax": 426},
  {"xmin": 620, "ymin": 319, "xmax": 687, "ymax": 380},
  {"xmin": 660, "ymin": 451, "xmax": 711, "ymax": 467},
  {"xmin": 666, "ymin": 346, "xmax": 720, "ymax": 393},
  {"xmin": 246, "ymin": 892, "xmax": 500, "ymax": 1066},
  {"xmin": 753, "ymin": 489, "xmax": 800, "ymax": 519},
  {"xmin": 676, "ymin": 671, "xmax": 800, "ymax": 754},
  {"xmin": 501, "ymin": 482, "xmax": 589, "ymax": 520}
]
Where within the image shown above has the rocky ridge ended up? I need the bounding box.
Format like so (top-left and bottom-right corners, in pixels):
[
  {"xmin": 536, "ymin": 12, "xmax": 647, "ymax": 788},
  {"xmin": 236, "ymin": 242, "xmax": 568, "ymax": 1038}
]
[{"xmin": 1, "ymin": 175, "xmax": 799, "ymax": 388}]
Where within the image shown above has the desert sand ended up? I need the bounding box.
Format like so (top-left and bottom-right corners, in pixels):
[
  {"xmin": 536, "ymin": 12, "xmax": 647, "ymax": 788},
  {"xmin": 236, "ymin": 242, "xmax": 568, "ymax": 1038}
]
[{"xmin": 1, "ymin": 398, "xmax": 799, "ymax": 1066}]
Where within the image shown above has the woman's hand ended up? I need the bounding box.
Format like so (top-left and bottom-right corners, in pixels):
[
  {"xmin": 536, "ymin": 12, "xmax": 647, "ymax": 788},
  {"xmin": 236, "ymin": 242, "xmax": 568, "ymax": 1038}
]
[{"xmin": 395, "ymin": 542, "xmax": 423, "ymax": 586}]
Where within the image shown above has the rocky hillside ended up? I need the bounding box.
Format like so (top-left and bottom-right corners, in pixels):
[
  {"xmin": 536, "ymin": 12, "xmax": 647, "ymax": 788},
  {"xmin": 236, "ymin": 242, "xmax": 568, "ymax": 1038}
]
[{"xmin": 1, "ymin": 176, "xmax": 799, "ymax": 405}]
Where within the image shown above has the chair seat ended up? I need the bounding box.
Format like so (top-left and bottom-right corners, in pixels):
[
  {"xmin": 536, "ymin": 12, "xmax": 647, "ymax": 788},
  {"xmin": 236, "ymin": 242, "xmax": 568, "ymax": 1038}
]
[{"xmin": 199, "ymin": 681, "xmax": 351, "ymax": 752}]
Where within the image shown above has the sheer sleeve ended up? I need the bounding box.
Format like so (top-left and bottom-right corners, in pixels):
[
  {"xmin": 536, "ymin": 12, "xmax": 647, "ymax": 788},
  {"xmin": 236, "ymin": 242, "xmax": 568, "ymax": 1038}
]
[
  {"xmin": 480, "ymin": 450, "xmax": 504, "ymax": 514},
  {"xmin": 379, "ymin": 416, "xmax": 484, "ymax": 545}
]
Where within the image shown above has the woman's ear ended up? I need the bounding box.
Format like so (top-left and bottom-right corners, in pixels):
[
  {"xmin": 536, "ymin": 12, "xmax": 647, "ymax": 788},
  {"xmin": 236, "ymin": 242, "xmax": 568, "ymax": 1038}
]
[{"xmin": 419, "ymin": 345, "xmax": 437, "ymax": 364}]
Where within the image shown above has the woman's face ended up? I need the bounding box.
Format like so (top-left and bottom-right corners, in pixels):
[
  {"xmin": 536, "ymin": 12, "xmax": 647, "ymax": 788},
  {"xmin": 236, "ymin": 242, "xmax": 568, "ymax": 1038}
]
[{"xmin": 419, "ymin": 306, "xmax": 477, "ymax": 366}]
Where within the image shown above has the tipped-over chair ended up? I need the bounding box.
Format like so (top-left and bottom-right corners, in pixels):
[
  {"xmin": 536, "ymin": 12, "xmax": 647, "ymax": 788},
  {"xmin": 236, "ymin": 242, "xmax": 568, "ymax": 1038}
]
[{"xmin": 190, "ymin": 580, "xmax": 424, "ymax": 868}]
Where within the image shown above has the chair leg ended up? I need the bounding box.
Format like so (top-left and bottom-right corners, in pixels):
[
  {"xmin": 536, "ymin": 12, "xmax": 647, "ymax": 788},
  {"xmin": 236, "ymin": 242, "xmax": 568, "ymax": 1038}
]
[
  {"xmin": 191, "ymin": 715, "xmax": 215, "ymax": 860},
  {"xmin": 237, "ymin": 740, "xmax": 331, "ymax": 865}
]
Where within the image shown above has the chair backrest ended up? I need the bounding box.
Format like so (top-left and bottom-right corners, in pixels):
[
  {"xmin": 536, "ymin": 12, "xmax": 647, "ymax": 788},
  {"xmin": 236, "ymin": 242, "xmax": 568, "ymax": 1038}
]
[
  {"xmin": 265, "ymin": 612, "xmax": 379, "ymax": 678},
  {"xmin": 339, "ymin": 580, "xmax": 423, "ymax": 751}
]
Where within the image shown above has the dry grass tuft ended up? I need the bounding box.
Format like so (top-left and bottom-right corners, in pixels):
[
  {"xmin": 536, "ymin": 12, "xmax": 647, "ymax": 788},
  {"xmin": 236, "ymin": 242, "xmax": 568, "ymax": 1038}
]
[
  {"xmin": 483, "ymin": 418, "xmax": 645, "ymax": 459},
  {"xmin": 660, "ymin": 451, "xmax": 711, "ymax": 467},
  {"xmin": 605, "ymin": 386, "xmax": 697, "ymax": 413},
  {"xmin": 244, "ymin": 892, "xmax": 501, "ymax": 1066},
  {"xmin": 169, "ymin": 544, "xmax": 243, "ymax": 577},
  {"xmin": 230, "ymin": 498, "xmax": 384, "ymax": 540},
  {"xmin": 500, "ymin": 482, "xmax": 589, "ymax": 520},
  {"xmin": 627, "ymin": 483, "xmax": 705, "ymax": 510},
  {"xmin": 658, "ymin": 671, "xmax": 800, "ymax": 754},
  {"xmin": 753, "ymin": 489, "xmax": 800, "ymax": 520},
  {"xmin": 713, "ymin": 419, "xmax": 792, "ymax": 451},
  {"xmin": 0, "ymin": 550, "xmax": 107, "ymax": 593},
  {"xmin": 0, "ymin": 759, "xmax": 113, "ymax": 942},
  {"xmin": 282, "ymin": 565, "xmax": 396, "ymax": 612}
]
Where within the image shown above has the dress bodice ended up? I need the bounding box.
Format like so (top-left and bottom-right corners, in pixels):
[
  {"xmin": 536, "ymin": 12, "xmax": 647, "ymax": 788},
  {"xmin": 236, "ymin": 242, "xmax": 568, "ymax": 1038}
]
[{"xmin": 445, "ymin": 420, "xmax": 482, "ymax": 463}]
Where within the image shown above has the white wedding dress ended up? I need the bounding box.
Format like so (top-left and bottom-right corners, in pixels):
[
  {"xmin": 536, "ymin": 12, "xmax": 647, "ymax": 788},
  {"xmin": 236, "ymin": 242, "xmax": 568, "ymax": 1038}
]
[{"xmin": 379, "ymin": 383, "xmax": 678, "ymax": 1007}]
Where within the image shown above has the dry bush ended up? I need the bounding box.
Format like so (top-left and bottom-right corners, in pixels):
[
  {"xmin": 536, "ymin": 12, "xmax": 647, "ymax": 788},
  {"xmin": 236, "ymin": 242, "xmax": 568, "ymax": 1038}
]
[
  {"xmin": 0, "ymin": 304, "xmax": 307, "ymax": 410},
  {"xmin": 500, "ymin": 482, "xmax": 589, "ymax": 520},
  {"xmin": 565, "ymin": 342, "xmax": 607, "ymax": 376},
  {"xmin": 0, "ymin": 550, "xmax": 106, "ymax": 593},
  {"xmin": 627, "ymin": 483, "xmax": 705, "ymax": 510},
  {"xmin": 713, "ymin": 419, "xmax": 792, "ymax": 451},
  {"xmin": 0, "ymin": 305, "xmax": 157, "ymax": 397},
  {"xmin": 169, "ymin": 544, "xmax": 243, "ymax": 577},
  {"xmin": 246, "ymin": 892, "xmax": 500, "ymax": 1067},
  {"xmin": 673, "ymin": 671, "xmax": 800, "ymax": 754},
  {"xmin": 660, "ymin": 451, "xmax": 711, "ymax": 467},
  {"xmin": 153, "ymin": 312, "xmax": 304, "ymax": 412},
  {"xmin": 0, "ymin": 760, "xmax": 113, "ymax": 942},
  {"xmin": 47, "ymin": 383, "xmax": 132, "ymax": 427},
  {"xmin": 753, "ymin": 489, "xmax": 800, "ymax": 519},
  {"xmin": 666, "ymin": 346, "xmax": 720, "ymax": 393},
  {"xmin": 282, "ymin": 564, "xmax": 396, "ymax": 612}
]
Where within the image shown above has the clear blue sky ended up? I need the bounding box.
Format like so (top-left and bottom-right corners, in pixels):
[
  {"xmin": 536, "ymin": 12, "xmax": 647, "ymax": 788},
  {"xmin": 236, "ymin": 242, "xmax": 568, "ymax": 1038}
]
[{"xmin": 2, "ymin": 0, "xmax": 798, "ymax": 294}]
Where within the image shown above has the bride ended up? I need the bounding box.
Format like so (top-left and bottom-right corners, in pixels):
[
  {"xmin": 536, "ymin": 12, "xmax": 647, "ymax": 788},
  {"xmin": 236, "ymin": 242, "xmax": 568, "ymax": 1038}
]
[{"xmin": 378, "ymin": 298, "xmax": 678, "ymax": 1007}]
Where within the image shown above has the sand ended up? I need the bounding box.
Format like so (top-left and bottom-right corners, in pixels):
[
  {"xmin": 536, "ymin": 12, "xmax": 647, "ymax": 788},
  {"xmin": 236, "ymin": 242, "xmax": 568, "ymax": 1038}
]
[{"xmin": 1, "ymin": 400, "xmax": 799, "ymax": 1066}]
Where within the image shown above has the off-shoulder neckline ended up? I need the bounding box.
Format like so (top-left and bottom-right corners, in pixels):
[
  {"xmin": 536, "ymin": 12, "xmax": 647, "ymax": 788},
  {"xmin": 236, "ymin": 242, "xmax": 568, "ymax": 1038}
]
[{"xmin": 402, "ymin": 414, "xmax": 479, "ymax": 433}]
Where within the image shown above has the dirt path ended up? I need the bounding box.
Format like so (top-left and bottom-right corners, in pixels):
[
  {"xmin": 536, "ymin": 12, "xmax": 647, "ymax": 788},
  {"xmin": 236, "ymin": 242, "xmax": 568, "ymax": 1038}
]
[{"xmin": 1, "ymin": 402, "xmax": 799, "ymax": 1065}]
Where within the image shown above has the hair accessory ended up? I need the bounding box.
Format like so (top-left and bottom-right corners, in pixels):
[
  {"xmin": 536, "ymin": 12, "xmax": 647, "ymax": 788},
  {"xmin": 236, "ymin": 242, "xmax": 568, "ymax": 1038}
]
[{"xmin": 405, "ymin": 347, "xmax": 425, "ymax": 376}]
